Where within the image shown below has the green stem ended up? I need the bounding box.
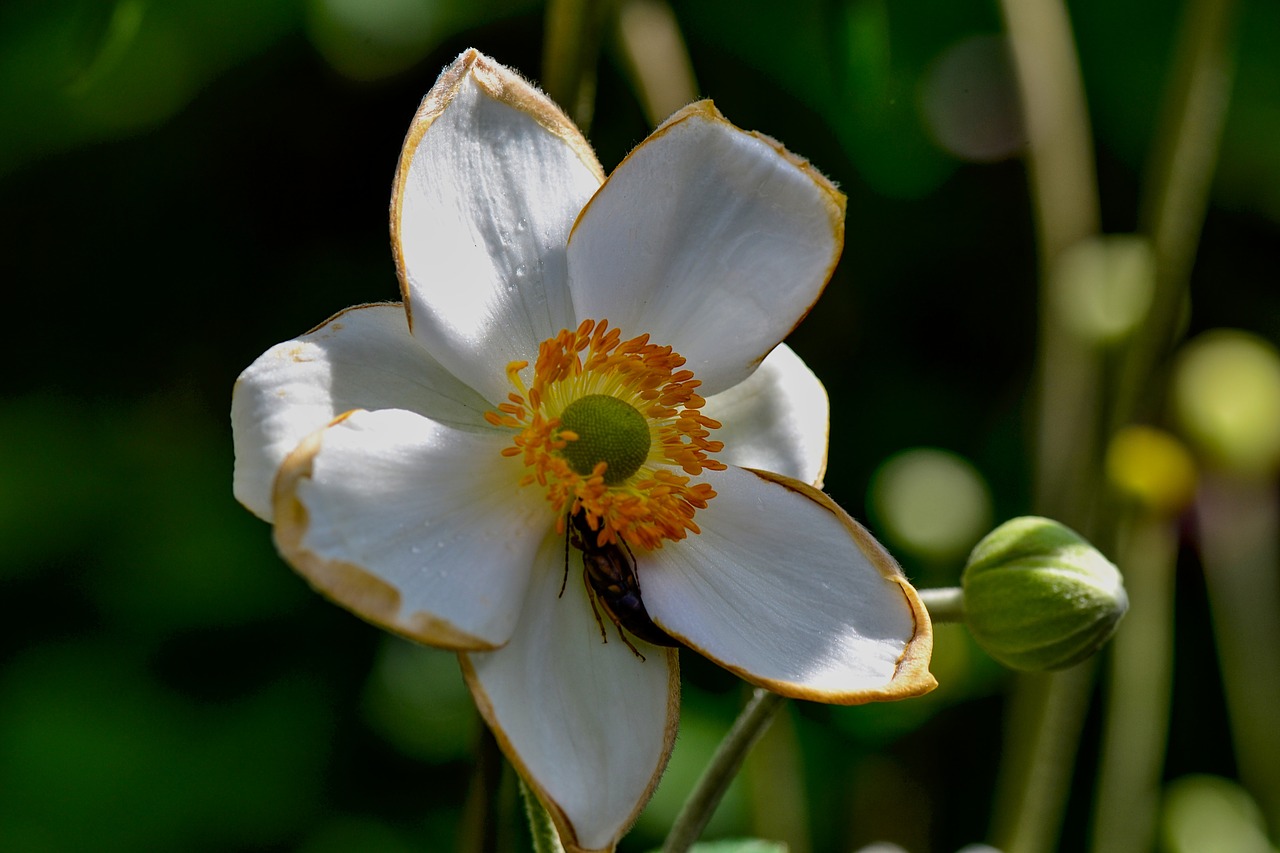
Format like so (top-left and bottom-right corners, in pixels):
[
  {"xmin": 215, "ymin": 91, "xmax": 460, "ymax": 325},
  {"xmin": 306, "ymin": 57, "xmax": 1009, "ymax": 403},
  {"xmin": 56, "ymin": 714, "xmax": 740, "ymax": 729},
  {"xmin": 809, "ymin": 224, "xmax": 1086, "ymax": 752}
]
[
  {"xmin": 458, "ymin": 723, "xmax": 504, "ymax": 853},
  {"xmin": 1092, "ymin": 0, "xmax": 1238, "ymax": 847},
  {"xmin": 744, "ymin": 696, "xmax": 811, "ymax": 853},
  {"xmin": 991, "ymin": 662, "xmax": 1097, "ymax": 853},
  {"xmin": 918, "ymin": 587, "xmax": 965, "ymax": 623},
  {"xmin": 520, "ymin": 777, "xmax": 566, "ymax": 853},
  {"xmin": 1196, "ymin": 474, "xmax": 1280, "ymax": 836},
  {"xmin": 612, "ymin": 0, "xmax": 698, "ymax": 128},
  {"xmin": 1093, "ymin": 2, "xmax": 1238, "ymax": 845},
  {"xmin": 542, "ymin": 0, "xmax": 616, "ymax": 130},
  {"xmin": 993, "ymin": 0, "xmax": 1237, "ymax": 848},
  {"xmin": 992, "ymin": 0, "xmax": 1103, "ymax": 848},
  {"xmin": 1112, "ymin": 0, "xmax": 1240, "ymax": 429},
  {"xmin": 663, "ymin": 689, "xmax": 786, "ymax": 853},
  {"xmin": 1001, "ymin": 0, "xmax": 1102, "ymax": 523},
  {"xmin": 1089, "ymin": 513, "xmax": 1178, "ymax": 853}
]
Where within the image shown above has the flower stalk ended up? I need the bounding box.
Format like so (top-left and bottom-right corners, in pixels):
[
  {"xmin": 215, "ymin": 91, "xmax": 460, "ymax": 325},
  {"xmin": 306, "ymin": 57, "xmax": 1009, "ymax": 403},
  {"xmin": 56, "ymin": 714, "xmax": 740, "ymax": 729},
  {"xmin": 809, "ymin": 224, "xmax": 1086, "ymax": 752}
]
[
  {"xmin": 1196, "ymin": 475, "xmax": 1280, "ymax": 835},
  {"xmin": 542, "ymin": 0, "xmax": 615, "ymax": 130},
  {"xmin": 663, "ymin": 689, "xmax": 787, "ymax": 853},
  {"xmin": 991, "ymin": 662, "xmax": 1098, "ymax": 853},
  {"xmin": 994, "ymin": 0, "xmax": 1105, "ymax": 846},
  {"xmin": 1003, "ymin": 0, "xmax": 1101, "ymax": 523},
  {"xmin": 992, "ymin": 0, "xmax": 1242, "ymax": 842},
  {"xmin": 918, "ymin": 587, "xmax": 964, "ymax": 623},
  {"xmin": 612, "ymin": 0, "xmax": 698, "ymax": 129},
  {"xmin": 521, "ymin": 777, "xmax": 567, "ymax": 853},
  {"xmin": 458, "ymin": 723, "xmax": 505, "ymax": 853},
  {"xmin": 1089, "ymin": 511, "xmax": 1179, "ymax": 853},
  {"xmin": 1111, "ymin": 0, "xmax": 1241, "ymax": 431}
]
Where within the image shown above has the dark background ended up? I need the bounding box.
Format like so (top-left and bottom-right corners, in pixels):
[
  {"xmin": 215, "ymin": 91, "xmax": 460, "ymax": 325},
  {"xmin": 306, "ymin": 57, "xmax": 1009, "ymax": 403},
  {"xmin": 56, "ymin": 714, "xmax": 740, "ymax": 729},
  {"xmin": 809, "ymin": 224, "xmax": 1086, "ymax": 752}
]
[{"xmin": 2, "ymin": 0, "xmax": 1276, "ymax": 850}]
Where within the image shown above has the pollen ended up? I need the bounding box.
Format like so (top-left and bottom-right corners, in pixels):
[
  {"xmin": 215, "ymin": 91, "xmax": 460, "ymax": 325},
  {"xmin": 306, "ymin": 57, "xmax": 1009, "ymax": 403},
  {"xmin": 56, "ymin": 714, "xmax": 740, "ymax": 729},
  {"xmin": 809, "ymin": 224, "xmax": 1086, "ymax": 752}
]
[{"xmin": 485, "ymin": 319, "xmax": 725, "ymax": 550}]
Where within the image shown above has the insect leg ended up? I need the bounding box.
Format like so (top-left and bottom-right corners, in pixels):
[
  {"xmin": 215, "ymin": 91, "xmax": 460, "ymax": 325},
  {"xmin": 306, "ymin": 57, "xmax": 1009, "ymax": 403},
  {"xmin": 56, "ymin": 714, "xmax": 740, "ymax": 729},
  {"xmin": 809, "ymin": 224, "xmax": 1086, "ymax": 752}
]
[
  {"xmin": 614, "ymin": 624, "xmax": 646, "ymax": 661},
  {"xmin": 582, "ymin": 565, "xmax": 609, "ymax": 643},
  {"xmin": 559, "ymin": 515, "xmax": 571, "ymax": 599}
]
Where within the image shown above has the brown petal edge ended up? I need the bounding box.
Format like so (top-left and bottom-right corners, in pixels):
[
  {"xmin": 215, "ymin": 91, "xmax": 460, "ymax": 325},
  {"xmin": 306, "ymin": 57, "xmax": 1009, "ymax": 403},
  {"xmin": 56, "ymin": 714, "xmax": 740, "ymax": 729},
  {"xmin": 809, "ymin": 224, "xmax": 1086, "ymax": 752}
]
[
  {"xmin": 458, "ymin": 647, "xmax": 681, "ymax": 853},
  {"xmin": 389, "ymin": 48, "xmax": 606, "ymax": 332},
  {"xmin": 271, "ymin": 412, "xmax": 502, "ymax": 651},
  {"xmin": 568, "ymin": 99, "xmax": 847, "ymax": 377},
  {"xmin": 663, "ymin": 468, "xmax": 937, "ymax": 705}
]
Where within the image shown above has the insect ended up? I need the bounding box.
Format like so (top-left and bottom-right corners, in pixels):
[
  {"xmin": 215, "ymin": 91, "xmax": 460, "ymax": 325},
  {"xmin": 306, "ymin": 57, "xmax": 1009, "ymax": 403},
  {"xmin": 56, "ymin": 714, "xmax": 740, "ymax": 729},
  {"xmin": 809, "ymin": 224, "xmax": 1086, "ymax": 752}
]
[{"xmin": 564, "ymin": 512, "xmax": 681, "ymax": 660}]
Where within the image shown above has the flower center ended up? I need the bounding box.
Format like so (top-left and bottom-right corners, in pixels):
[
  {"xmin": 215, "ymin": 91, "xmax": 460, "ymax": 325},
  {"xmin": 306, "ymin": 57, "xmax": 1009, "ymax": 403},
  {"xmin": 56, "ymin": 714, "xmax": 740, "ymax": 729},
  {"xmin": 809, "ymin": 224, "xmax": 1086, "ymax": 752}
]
[
  {"xmin": 485, "ymin": 319, "xmax": 726, "ymax": 550},
  {"xmin": 557, "ymin": 394, "xmax": 650, "ymax": 485}
]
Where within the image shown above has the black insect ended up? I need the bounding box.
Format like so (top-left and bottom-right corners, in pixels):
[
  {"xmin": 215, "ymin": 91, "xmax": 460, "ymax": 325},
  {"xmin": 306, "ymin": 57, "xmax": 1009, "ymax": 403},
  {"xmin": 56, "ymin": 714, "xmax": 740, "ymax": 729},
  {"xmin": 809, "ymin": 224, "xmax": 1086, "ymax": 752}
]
[{"xmin": 564, "ymin": 512, "xmax": 681, "ymax": 660}]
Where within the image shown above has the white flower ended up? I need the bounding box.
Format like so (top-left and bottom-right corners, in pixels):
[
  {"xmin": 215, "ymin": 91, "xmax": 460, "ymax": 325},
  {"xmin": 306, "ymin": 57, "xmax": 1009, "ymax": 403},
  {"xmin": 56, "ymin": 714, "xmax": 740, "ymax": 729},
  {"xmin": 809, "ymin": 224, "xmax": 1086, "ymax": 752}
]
[{"xmin": 232, "ymin": 49, "xmax": 934, "ymax": 853}]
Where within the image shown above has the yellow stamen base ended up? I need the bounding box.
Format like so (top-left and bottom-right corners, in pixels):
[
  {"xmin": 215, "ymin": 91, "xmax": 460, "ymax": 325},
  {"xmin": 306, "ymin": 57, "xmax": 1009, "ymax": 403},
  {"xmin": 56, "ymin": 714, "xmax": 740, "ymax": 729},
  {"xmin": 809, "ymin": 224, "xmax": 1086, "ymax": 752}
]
[{"xmin": 485, "ymin": 319, "xmax": 725, "ymax": 550}]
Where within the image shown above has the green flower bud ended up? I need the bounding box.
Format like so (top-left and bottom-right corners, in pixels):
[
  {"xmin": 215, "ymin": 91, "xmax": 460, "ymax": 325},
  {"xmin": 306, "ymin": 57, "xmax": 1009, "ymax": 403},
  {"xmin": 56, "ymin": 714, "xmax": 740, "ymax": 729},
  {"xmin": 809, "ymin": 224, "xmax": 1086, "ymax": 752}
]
[{"xmin": 962, "ymin": 517, "xmax": 1127, "ymax": 671}]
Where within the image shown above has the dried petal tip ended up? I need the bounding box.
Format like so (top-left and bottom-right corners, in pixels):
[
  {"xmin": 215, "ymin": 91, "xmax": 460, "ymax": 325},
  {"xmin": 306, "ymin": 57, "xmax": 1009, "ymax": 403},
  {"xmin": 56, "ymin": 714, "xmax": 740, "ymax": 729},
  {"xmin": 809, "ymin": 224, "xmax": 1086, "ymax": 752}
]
[{"xmin": 961, "ymin": 516, "xmax": 1127, "ymax": 671}]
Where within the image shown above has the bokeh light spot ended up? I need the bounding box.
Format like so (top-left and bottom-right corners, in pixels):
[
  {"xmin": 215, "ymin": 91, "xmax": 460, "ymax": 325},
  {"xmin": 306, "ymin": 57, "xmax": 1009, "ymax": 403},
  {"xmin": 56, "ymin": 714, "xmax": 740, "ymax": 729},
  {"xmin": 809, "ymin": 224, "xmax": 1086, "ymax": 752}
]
[
  {"xmin": 306, "ymin": 0, "xmax": 440, "ymax": 82},
  {"xmin": 869, "ymin": 448, "xmax": 993, "ymax": 562},
  {"xmin": 919, "ymin": 35, "xmax": 1025, "ymax": 163},
  {"xmin": 1105, "ymin": 425, "xmax": 1197, "ymax": 515},
  {"xmin": 1173, "ymin": 329, "xmax": 1280, "ymax": 474},
  {"xmin": 1161, "ymin": 775, "xmax": 1273, "ymax": 853},
  {"xmin": 1053, "ymin": 235, "xmax": 1155, "ymax": 343}
]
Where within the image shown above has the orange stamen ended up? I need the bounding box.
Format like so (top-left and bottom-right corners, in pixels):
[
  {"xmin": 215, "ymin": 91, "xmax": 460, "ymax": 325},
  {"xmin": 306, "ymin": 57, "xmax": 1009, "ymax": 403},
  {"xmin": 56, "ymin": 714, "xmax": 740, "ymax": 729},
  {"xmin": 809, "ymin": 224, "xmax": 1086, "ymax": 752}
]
[{"xmin": 487, "ymin": 319, "xmax": 725, "ymax": 550}]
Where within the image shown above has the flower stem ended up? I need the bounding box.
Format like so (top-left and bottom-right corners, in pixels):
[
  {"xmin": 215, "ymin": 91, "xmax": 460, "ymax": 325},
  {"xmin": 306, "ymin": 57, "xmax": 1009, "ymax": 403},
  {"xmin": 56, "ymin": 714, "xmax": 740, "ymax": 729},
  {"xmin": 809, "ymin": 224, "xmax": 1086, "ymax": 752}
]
[
  {"xmin": 520, "ymin": 776, "xmax": 566, "ymax": 853},
  {"xmin": 992, "ymin": 0, "xmax": 1103, "ymax": 848},
  {"xmin": 663, "ymin": 688, "xmax": 786, "ymax": 853},
  {"xmin": 917, "ymin": 587, "xmax": 964, "ymax": 623},
  {"xmin": 1111, "ymin": 0, "xmax": 1240, "ymax": 430},
  {"xmin": 1002, "ymin": 0, "xmax": 1102, "ymax": 523},
  {"xmin": 542, "ymin": 0, "xmax": 615, "ymax": 130},
  {"xmin": 1088, "ymin": 511, "xmax": 1178, "ymax": 853},
  {"xmin": 612, "ymin": 0, "xmax": 698, "ymax": 128},
  {"xmin": 1196, "ymin": 474, "xmax": 1280, "ymax": 835},
  {"xmin": 990, "ymin": 662, "xmax": 1097, "ymax": 853},
  {"xmin": 458, "ymin": 723, "xmax": 504, "ymax": 853},
  {"xmin": 1092, "ymin": 1, "xmax": 1238, "ymax": 845},
  {"xmin": 744, "ymin": 697, "xmax": 811, "ymax": 852}
]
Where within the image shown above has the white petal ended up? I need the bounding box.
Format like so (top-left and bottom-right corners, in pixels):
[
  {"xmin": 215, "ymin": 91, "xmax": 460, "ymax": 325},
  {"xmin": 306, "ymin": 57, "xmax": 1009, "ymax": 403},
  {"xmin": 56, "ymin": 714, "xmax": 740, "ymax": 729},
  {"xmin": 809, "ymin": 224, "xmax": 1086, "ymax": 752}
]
[
  {"xmin": 461, "ymin": 534, "xmax": 679, "ymax": 853},
  {"xmin": 640, "ymin": 467, "xmax": 935, "ymax": 703},
  {"xmin": 566, "ymin": 101, "xmax": 845, "ymax": 396},
  {"xmin": 232, "ymin": 303, "xmax": 492, "ymax": 521},
  {"xmin": 391, "ymin": 49, "xmax": 605, "ymax": 403},
  {"xmin": 272, "ymin": 408, "xmax": 551, "ymax": 650},
  {"xmin": 703, "ymin": 343, "xmax": 830, "ymax": 487}
]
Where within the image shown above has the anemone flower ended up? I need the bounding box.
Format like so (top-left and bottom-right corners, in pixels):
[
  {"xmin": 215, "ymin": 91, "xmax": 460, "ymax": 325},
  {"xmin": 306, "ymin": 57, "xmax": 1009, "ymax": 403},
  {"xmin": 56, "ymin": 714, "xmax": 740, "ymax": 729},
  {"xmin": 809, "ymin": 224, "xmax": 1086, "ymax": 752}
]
[{"xmin": 232, "ymin": 49, "xmax": 934, "ymax": 853}]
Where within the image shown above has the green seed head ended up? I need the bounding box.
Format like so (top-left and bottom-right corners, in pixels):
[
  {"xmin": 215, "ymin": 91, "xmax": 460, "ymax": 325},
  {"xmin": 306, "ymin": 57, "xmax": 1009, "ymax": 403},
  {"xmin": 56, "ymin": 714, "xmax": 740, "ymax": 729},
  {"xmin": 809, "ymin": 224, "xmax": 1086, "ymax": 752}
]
[{"xmin": 557, "ymin": 394, "xmax": 651, "ymax": 485}]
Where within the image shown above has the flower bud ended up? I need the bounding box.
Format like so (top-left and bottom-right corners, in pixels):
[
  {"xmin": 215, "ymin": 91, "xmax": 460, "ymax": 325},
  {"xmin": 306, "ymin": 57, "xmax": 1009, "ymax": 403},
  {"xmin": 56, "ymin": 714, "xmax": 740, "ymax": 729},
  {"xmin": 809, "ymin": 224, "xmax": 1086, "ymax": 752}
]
[{"xmin": 961, "ymin": 517, "xmax": 1127, "ymax": 671}]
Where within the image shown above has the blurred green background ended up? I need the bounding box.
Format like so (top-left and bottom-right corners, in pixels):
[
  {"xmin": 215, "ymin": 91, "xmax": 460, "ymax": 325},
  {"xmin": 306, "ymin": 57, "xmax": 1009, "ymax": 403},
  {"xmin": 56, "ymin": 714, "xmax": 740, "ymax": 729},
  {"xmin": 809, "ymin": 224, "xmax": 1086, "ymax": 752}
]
[{"xmin": 2, "ymin": 0, "xmax": 1277, "ymax": 851}]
